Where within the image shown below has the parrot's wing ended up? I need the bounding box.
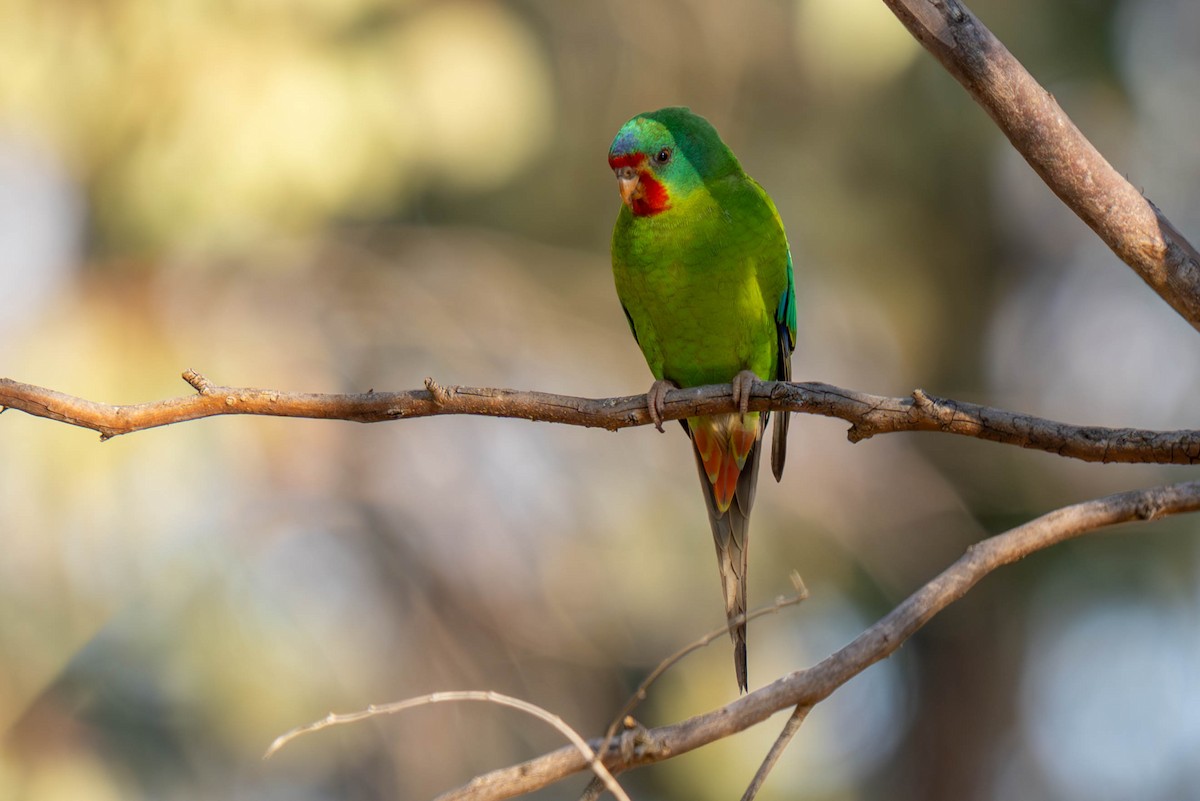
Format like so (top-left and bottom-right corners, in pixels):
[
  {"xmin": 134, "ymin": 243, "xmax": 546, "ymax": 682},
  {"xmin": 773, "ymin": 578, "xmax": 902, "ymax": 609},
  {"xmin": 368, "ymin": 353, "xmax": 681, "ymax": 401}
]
[
  {"xmin": 620, "ymin": 303, "xmax": 639, "ymax": 343},
  {"xmin": 770, "ymin": 248, "xmax": 796, "ymax": 482}
]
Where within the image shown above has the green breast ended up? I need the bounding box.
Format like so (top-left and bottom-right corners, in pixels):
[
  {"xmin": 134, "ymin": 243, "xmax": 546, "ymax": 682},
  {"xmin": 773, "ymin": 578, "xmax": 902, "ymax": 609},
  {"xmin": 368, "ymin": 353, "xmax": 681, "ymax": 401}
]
[{"xmin": 612, "ymin": 174, "xmax": 788, "ymax": 388}]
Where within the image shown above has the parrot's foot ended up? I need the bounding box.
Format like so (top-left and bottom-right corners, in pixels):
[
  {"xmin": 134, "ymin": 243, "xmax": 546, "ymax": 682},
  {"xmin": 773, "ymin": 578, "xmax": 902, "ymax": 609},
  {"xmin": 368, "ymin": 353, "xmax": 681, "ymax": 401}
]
[
  {"xmin": 645, "ymin": 379, "xmax": 677, "ymax": 432},
  {"xmin": 731, "ymin": 370, "xmax": 759, "ymax": 415}
]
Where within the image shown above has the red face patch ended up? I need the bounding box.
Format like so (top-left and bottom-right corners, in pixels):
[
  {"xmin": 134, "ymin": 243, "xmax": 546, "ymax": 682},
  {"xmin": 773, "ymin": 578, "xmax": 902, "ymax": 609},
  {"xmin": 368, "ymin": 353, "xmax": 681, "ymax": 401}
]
[
  {"xmin": 608, "ymin": 152, "xmax": 671, "ymax": 217},
  {"xmin": 632, "ymin": 171, "xmax": 669, "ymax": 216}
]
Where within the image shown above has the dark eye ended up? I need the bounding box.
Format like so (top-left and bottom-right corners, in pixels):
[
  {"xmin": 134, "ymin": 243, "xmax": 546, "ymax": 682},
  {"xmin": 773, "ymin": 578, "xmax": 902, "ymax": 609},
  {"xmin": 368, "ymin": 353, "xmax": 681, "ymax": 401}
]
[{"xmin": 653, "ymin": 147, "xmax": 672, "ymax": 165}]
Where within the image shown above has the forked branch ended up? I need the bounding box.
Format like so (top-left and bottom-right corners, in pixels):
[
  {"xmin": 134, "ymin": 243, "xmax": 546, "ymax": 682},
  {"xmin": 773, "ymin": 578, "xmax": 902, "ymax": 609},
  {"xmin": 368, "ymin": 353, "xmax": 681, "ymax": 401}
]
[{"xmin": 432, "ymin": 479, "xmax": 1200, "ymax": 801}]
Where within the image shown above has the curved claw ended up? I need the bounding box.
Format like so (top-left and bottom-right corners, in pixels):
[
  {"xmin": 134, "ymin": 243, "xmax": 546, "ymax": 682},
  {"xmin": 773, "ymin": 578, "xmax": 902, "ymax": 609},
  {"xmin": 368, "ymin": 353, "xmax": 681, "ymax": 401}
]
[
  {"xmin": 646, "ymin": 379, "xmax": 676, "ymax": 432},
  {"xmin": 731, "ymin": 370, "xmax": 758, "ymax": 416}
]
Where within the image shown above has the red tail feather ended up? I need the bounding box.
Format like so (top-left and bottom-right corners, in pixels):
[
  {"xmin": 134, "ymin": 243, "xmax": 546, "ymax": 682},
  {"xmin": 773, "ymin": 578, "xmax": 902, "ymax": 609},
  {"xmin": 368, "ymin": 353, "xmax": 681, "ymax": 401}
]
[
  {"xmin": 689, "ymin": 413, "xmax": 761, "ymax": 513},
  {"xmin": 693, "ymin": 424, "xmax": 720, "ymax": 484}
]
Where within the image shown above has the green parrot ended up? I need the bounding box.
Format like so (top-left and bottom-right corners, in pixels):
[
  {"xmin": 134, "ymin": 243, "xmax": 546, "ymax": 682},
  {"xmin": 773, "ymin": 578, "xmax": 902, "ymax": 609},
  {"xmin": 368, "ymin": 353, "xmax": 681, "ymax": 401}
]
[{"xmin": 608, "ymin": 107, "xmax": 795, "ymax": 692}]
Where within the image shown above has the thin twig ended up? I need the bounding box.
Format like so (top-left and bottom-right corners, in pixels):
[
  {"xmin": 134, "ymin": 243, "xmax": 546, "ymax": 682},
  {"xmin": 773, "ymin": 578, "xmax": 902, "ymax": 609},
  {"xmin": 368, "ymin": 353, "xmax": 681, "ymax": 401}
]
[
  {"xmin": 432, "ymin": 479, "xmax": 1200, "ymax": 801},
  {"xmin": 740, "ymin": 704, "xmax": 812, "ymax": 801},
  {"xmin": 2, "ymin": 374, "xmax": 1200, "ymax": 466},
  {"xmin": 578, "ymin": 576, "xmax": 808, "ymax": 801},
  {"xmin": 264, "ymin": 690, "xmax": 631, "ymax": 801},
  {"xmin": 601, "ymin": 574, "xmax": 808, "ymax": 754}
]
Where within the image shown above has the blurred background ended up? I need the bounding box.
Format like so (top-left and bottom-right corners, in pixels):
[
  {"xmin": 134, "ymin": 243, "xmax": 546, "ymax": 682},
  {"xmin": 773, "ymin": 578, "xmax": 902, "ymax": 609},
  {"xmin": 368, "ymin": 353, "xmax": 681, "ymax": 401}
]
[{"xmin": 2, "ymin": 0, "xmax": 1200, "ymax": 798}]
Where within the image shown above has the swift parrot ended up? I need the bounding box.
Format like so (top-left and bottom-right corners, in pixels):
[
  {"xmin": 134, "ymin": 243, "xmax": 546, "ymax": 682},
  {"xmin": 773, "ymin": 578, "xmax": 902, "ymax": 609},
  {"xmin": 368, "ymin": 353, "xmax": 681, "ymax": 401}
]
[{"xmin": 608, "ymin": 107, "xmax": 796, "ymax": 691}]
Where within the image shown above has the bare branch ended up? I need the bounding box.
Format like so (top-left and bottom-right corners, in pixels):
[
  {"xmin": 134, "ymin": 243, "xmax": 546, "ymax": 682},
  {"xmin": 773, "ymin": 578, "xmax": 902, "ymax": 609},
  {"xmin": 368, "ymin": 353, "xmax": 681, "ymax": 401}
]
[
  {"xmin": 435, "ymin": 479, "xmax": 1200, "ymax": 801},
  {"xmin": 2, "ymin": 373, "xmax": 1199, "ymax": 465},
  {"xmin": 264, "ymin": 690, "xmax": 631, "ymax": 801},
  {"xmin": 879, "ymin": 0, "xmax": 1200, "ymax": 331}
]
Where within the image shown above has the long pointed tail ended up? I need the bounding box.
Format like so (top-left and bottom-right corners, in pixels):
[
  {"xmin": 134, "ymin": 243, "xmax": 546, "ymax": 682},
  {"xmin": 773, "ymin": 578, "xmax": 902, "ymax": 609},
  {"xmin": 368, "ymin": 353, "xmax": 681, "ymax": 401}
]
[{"xmin": 688, "ymin": 413, "xmax": 763, "ymax": 692}]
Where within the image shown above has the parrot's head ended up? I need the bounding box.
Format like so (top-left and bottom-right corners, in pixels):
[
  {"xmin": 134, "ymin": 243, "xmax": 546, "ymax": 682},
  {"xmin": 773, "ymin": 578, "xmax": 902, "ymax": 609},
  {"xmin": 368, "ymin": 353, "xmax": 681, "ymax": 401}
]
[{"xmin": 608, "ymin": 107, "xmax": 741, "ymax": 217}]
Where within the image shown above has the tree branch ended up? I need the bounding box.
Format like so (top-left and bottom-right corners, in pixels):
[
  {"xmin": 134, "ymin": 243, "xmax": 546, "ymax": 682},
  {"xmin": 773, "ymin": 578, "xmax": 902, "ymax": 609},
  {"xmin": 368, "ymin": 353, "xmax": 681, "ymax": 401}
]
[
  {"xmin": 880, "ymin": 0, "xmax": 1200, "ymax": 332},
  {"xmin": 2, "ymin": 372, "xmax": 1199, "ymax": 465},
  {"xmin": 434, "ymin": 479, "xmax": 1200, "ymax": 801}
]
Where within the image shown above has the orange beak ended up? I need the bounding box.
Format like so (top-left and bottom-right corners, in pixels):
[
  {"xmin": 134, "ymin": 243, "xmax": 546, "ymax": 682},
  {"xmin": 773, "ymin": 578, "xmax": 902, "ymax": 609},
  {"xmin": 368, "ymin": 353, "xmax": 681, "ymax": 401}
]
[{"xmin": 614, "ymin": 165, "xmax": 643, "ymax": 208}]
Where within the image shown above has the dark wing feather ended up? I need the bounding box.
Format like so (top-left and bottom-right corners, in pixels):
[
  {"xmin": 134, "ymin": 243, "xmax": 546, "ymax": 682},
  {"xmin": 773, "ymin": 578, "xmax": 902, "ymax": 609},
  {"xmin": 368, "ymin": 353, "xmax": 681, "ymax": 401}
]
[{"xmin": 770, "ymin": 250, "xmax": 796, "ymax": 482}]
